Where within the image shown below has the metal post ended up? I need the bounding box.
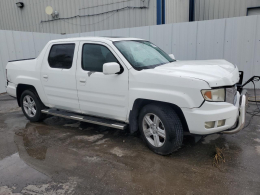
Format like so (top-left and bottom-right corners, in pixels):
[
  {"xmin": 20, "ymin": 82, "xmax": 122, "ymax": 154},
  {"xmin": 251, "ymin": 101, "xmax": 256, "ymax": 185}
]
[
  {"xmin": 157, "ymin": 0, "xmax": 162, "ymax": 25},
  {"xmin": 189, "ymin": 0, "xmax": 194, "ymax": 22}
]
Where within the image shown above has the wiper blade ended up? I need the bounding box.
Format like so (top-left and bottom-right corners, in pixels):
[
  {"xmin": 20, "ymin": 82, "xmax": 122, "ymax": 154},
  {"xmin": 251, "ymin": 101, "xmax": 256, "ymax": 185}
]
[{"xmin": 135, "ymin": 61, "xmax": 175, "ymax": 70}]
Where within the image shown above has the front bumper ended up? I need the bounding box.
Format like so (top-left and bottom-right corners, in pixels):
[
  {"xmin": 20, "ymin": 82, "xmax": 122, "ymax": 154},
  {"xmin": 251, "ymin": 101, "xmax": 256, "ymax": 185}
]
[
  {"xmin": 182, "ymin": 92, "xmax": 246, "ymax": 135},
  {"xmin": 221, "ymin": 93, "xmax": 246, "ymax": 134}
]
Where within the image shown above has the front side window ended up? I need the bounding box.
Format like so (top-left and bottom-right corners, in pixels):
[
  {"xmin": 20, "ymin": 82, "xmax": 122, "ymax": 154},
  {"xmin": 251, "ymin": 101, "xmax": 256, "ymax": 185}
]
[
  {"xmin": 82, "ymin": 44, "xmax": 118, "ymax": 72},
  {"xmin": 48, "ymin": 44, "xmax": 75, "ymax": 69},
  {"xmin": 114, "ymin": 41, "xmax": 174, "ymax": 70}
]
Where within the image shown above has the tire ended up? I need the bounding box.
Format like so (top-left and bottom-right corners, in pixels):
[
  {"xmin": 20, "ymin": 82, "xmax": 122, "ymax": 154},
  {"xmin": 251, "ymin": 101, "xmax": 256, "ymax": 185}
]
[
  {"xmin": 20, "ymin": 90, "xmax": 47, "ymax": 122},
  {"xmin": 138, "ymin": 103, "xmax": 183, "ymax": 155}
]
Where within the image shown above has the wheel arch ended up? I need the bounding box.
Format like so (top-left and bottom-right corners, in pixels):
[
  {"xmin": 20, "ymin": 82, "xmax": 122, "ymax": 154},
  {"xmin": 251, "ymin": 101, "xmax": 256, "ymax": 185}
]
[
  {"xmin": 16, "ymin": 84, "xmax": 43, "ymax": 107},
  {"xmin": 129, "ymin": 99, "xmax": 190, "ymax": 134}
]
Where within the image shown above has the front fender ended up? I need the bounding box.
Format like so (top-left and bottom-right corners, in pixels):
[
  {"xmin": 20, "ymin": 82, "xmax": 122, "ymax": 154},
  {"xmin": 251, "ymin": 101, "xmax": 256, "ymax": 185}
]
[
  {"xmin": 128, "ymin": 73, "xmax": 208, "ymax": 110},
  {"xmin": 129, "ymin": 87, "xmax": 201, "ymax": 109},
  {"xmin": 127, "ymin": 69, "xmax": 210, "ymax": 124}
]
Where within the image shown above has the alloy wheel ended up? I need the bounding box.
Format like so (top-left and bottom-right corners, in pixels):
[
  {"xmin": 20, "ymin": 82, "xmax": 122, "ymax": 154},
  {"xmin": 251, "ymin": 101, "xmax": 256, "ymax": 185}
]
[
  {"xmin": 142, "ymin": 113, "xmax": 166, "ymax": 147},
  {"xmin": 23, "ymin": 95, "xmax": 37, "ymax": 117}
]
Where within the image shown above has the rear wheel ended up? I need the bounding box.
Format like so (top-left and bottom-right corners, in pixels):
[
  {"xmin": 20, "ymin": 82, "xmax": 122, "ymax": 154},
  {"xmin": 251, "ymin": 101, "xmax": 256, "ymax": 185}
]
[
  {"xmin": 20, "ymin": 90, "xmax": 46, "ymax": 122},
  {"xmin": 139, "ymin": 103, "xmax": 183, "ymax": 155}
]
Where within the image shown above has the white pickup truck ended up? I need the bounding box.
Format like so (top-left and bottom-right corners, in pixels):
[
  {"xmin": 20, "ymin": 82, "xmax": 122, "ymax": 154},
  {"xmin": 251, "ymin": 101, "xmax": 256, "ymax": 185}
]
[{"xmin": 6, "ymin": 37, "xmax": 246, "ymax": 155}]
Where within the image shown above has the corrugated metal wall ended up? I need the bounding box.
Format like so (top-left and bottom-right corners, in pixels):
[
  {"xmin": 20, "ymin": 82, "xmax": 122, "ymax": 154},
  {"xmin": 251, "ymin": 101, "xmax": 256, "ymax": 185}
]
[
  {"xmin": 194, "ymin": 0, "xmax": 260, "ymax": 21},
  {"xmin": 0, "ymin": 0, "xmax": 190, "ymax": 34},
  {"xmin": 78, "ymin": 0, "xmax": 157, "ymax": 32},
  {"xmin": 0, "ymin": 0, "xmax": 80, "ymax": 34},
  {"xmin": 0, "ymin": 0, "xmax": 158, "ymax": 34},
  {"xmin": 165, "ymin": 0, "xmax": 190, "ymax": 23}
]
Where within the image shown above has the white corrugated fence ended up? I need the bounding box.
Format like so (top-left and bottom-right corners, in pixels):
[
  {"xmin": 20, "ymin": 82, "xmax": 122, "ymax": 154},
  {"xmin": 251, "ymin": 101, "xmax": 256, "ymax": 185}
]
[{"xmin": 0, "ymin": 31, "xmax": 65, "ymax": 93}]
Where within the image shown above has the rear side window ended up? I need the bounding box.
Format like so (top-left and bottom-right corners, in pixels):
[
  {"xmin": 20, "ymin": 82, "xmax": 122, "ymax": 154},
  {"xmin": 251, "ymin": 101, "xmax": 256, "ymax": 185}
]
[
  {"xmin": 48, "ymin": 44, "xmax": 75, "ymax": 69},
  {"xmin": 82, "ymin": 44, "xmax": 118, "ymax": 72}
]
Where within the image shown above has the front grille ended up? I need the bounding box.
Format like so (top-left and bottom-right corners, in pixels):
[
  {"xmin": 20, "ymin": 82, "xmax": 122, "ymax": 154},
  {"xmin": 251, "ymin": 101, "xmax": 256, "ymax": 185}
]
[{"xmin": 226, "ymin": 86, "xmax": 237, "ymax": 105}]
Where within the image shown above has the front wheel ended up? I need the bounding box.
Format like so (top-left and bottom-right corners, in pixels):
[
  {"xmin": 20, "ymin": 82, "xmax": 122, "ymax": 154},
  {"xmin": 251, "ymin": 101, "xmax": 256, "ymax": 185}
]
[
  {"xmin": 139, "ymin": 103, "xmax": 183, "ymax": 155},
  {"xmin": 20, "ymin": 90, "xmax": 46, "ymax": 122}
]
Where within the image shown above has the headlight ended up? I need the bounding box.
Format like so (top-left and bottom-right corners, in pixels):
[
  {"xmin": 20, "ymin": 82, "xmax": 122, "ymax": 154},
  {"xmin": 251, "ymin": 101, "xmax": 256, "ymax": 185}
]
[{"xmin": 201, "ymin": 89, "xmax": 225, "ymax": 102}]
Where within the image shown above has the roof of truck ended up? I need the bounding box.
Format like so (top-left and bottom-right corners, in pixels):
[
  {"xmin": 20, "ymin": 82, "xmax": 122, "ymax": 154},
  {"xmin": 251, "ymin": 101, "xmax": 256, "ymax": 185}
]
[{"xmin": 49, "ymin": 36, "xmax": 144, "ymax": 43}]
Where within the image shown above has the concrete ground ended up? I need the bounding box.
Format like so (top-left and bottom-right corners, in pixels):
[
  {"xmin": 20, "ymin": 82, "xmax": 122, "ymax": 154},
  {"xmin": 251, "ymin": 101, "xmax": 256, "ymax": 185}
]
[{"xmin": 0, "ymin": 90, "xmax": 260, "ymax": 195}]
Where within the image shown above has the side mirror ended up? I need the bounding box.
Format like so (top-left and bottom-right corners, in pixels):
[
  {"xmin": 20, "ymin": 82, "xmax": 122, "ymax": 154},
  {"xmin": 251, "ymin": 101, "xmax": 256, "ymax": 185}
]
[
  {"xmin": 103, "ymin": 62, "xmax": 120, "ymax": 75},
  {"xmin": 169, "ymin": 54, "xmax": 175, "ymax": 60}
]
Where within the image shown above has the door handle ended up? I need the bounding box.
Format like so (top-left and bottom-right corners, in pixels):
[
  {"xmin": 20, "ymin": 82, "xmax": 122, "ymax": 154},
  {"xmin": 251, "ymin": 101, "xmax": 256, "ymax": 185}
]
[
  {"xmin": 79, "ymin": 78, "xmax": 86, "ymax": 83},
  {"xmin": 43, "ymin": 75, "xmax": 48, "ymax": 79}
]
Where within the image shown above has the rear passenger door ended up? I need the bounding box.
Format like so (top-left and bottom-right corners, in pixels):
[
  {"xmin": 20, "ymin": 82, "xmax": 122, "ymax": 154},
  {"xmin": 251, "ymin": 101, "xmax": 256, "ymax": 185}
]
[
  {"xmin": 76, "ymin": 42, "xmax": 129, "ymax": 122},
  {"xmin": 41, "ymin": 42, "xmax": 80, "ymax": 112}
]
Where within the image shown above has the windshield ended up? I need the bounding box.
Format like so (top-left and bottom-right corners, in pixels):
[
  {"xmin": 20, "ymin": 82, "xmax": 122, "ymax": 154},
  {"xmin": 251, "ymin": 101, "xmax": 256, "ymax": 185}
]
[{"xmin": 113, "ymin": 41, "xmax": 175, "ymax": 70}]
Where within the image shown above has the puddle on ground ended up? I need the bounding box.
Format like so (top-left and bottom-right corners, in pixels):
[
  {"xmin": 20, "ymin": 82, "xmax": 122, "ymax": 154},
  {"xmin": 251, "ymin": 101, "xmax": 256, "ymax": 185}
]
[
  {"xmin": 16, "ymin": 124, "xmax": 51, "ymax": 160},
  {"xmin": 0, "ymin": 153, "xmax": 50, "ymax": 192}
]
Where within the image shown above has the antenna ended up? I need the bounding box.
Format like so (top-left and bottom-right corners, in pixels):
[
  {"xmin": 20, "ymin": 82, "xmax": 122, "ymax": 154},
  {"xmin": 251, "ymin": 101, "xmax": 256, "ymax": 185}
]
[{"xmin": 45, "ymin": 6, "xmax": 59, "ymax": 19}]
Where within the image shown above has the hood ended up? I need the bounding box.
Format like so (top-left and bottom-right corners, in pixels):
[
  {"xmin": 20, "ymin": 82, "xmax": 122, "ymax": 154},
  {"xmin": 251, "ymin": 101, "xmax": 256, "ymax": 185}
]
[{"xmin": 154, "ymin": 59, "xmax": 240, "ymax": 87}]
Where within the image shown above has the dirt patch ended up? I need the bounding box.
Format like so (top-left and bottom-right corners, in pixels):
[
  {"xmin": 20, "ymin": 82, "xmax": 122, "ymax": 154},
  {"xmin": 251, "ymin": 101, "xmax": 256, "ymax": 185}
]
[
  {"xmin": 213, "ymin": 146, "xmax": 225, "ymax": 168},
  {"xmin": 110, "ymin": 147, "xmax": 135, "ymax": 157},
  {"xmin": 0, "ymin": 177, "xmax": 78, "ymax": 195},
  {"xmin": 95, "ymin": 138, "xmax": 110, "ymax": 145},
  {"xmin": 255, "ymin": 146, "xmax": 260, "ymax": 155},
  {"xmin": 74, "ymin": 134, "xmax": 104, "ymax": 142},
  {"xmin": 83, "ymin": 156, "xmax": 101, "ymax": 163}
]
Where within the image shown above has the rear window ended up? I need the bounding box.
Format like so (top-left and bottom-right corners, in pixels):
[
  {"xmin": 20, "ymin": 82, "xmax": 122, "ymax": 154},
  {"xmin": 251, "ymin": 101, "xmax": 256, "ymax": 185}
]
[{"xmin": 48, "ymin": 44, "xmax": 75, "ymax": 69}]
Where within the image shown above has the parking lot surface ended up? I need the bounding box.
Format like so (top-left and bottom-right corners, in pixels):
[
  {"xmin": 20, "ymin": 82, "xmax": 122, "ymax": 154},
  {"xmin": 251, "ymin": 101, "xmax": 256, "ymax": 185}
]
[{"xmin": 0, "ymin": 91, "xmax": 260, "ymax": 195}]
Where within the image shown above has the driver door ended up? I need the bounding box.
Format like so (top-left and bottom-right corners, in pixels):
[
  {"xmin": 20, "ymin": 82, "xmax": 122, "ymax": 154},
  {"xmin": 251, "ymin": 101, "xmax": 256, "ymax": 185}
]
[{"xmin": 76, "ymin": 41, "xmax": 129, "ymax": 122}]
